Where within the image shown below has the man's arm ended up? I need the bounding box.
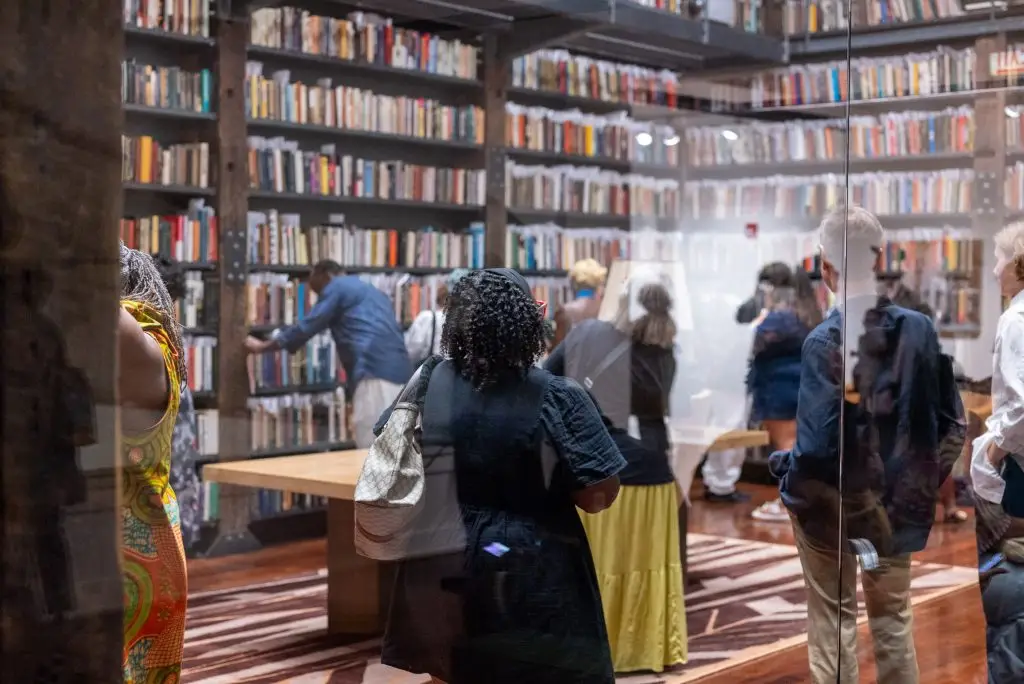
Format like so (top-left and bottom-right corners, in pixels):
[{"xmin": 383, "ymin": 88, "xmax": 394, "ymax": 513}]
[
  {"xmin": 245, "ymin": 283, "xmax": 343, "ymax": 355},
  {"xmin": 774, "ymin": 332, "xmax": 841, "ymax": 478}
]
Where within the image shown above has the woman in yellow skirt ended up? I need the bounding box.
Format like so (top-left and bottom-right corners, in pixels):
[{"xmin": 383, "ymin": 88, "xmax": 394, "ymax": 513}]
[{"xmin": 545, "ymin": 279, "xmax": 686, "ymax": 673}]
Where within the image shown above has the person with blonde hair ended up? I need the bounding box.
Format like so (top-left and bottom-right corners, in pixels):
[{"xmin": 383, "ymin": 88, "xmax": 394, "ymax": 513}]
[
  {"xmin": 769, "ymin": 206, "xmax": 963, "ymax": 684},
  {"xmin": 552, "ymin": 258, "xmax": 608, "ymax": 346},
  {"xmin": 545, "ymin": 273, "xmax": 686, "ymax": 674},
  {"xmin": 971, "ymin": 221, "xmax": 1024, "ymax": 681}
]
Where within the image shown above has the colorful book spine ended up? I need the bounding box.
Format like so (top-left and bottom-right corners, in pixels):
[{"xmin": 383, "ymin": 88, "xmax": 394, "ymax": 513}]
[
  {"xmin": 122, "ymin": 60, "xmax": 213, "ymax": 112},
  {"xmin": 120, "ymin": 200, "xmax": 218, "ymax": 262},
  {"xmin": 122, "ymin": 135, "xmax": 211, "ymax": 188},
  {"xmin": 123, "ymin": 0, "xmax": 211, "ymax": 37}
]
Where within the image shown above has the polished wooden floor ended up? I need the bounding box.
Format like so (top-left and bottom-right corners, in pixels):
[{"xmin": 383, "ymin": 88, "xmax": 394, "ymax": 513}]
[{"xmin": 189, "ymin": 484, "xmax": 987, "ymax": 683}]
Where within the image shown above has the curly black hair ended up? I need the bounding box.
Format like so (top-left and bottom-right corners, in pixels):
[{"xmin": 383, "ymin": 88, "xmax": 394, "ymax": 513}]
[{"xmin": 441, "ymin": 270, "xmax": 546, "ymax": 388}]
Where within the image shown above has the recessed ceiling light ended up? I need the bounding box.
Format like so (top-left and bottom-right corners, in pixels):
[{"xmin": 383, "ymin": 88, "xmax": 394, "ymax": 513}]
[
  {"xmin": 1007, "ymin": 107, "xmax": 1021, "ymax": 119},
  {"xmin": 665, "ymin": 135, "xmax": 680, "ymax": 146},
  {"xmin": 636, "ymin": 132, "xmax": 653, "ymax": 146},
  {"xmin": 721, "ymin": 129, "xmax": 739, "ymax": 141}
]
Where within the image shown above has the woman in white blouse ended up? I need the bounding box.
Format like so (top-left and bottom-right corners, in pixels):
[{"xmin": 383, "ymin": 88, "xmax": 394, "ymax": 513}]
[
  {"xmin": 971, "ymin": 222, "xmax": 1024, "ymax": 682},
  {"xmin": 974, "ymin": 223, "xmax": 1024, "ymax": 506},
  {"xmin": 404, "ymin": 269, "xmax": 469, "ymax": 364}
]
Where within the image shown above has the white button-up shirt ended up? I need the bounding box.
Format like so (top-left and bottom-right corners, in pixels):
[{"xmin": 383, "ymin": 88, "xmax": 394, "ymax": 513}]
[{"xmin": 973, "ymin": 290, "xmax": 1024, "ymax": 503}]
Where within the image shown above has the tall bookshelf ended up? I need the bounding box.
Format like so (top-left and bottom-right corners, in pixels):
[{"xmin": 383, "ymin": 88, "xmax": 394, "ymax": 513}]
[{"xmin": 120, "ymin": 1, "xmax": 1024, "ymax": 554}]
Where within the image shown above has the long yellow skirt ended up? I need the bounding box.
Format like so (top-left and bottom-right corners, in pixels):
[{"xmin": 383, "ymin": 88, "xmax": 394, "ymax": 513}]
[{"xmin": 580, "ymin": 482, "xmax": 687, "ymax": 673}]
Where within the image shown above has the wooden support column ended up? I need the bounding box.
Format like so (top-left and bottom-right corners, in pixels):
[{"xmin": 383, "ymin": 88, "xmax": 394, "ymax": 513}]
[
  {"xmin": 0, "ymin": 0, "xmax": 123, "ymax": 680},
  {"xmin": 207, "ymin": 14, "xmax": 260, "ymax": 557},
  {"xmin": 973, "ymin": 34, "xmax": 1008, "ymax": 236},
  {"xmin": 483, "ymin": 35, "xmax": 509, "ymax": 268}
]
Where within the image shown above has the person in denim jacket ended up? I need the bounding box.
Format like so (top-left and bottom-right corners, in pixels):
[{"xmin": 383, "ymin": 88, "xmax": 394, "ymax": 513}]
[{"xmin": 769, "ymin": 206, "xmax": 960, "ymax": 684}]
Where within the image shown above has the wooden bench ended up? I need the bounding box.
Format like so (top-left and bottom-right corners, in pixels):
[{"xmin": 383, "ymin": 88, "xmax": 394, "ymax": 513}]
[{"xmin": 203, "ymin": 430, "xmax": 770, "ymax": 635}]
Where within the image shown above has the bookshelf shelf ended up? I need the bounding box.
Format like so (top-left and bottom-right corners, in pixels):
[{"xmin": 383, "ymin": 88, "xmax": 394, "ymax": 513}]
[
  {"xmin": 506, "ymin": 147, "xmax": 681, "ymax": 178},
  {"xmin": 184, "ymin": 326, "xmax": 217, "ymax": 336},
  {"xmin": 123, "ymin": 182, "xmax": 215, "ymax": 197},
  {"xmin": 688, "ymin": 151, "xmax": 974, "ymax": 179},
  {"xmin": 248, "ymin": 190, "xmax": 483, "ymax": 213},
  {"xmin": 192, "ymin": 390, "xmax": 217, "ymax": 402},
  {"xmin": 251, "ymin": 440, "xmax": 357, "ymax": 459},
  {"xmin": 245, "ymin": 118, "xmax": 481, "ymax": 150},
  {"xmin": 249, "ymin": 264, "xmax": 460, "ymax": 276},
  {"xmin": 124, "ymin": 24, "xmax": 216, "ymax": 47},
  {"xmin": 690, "ymin": 213, "xmax": 973, "ymax": 232},
  {"xmin": 123, "ymin": 103, "xmax": 217, "ymax": 121},
  {"xmin": 788, "ymin": 13, "xmax": 1024, "ymax": 58},
  {"xmin": 251, "ymin": 383, "xmax": 339, "ymax": 397},
  {"xmin": 747, "ymin": 89, "xmax": 985, "ymax": 118},
  {"xmin": 509, "ymin": 207, "xmax": 676, "ymax": 229},
  {"xmin": 246, "ymin": 45, "xmax": 481, "ymax": 90}
]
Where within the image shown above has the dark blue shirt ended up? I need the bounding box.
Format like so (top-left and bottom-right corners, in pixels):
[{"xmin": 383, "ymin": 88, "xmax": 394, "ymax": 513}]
[
  {"xmin": 275, "ymin": 275, "xmax": 412, "ymax": 390},
  {"xmin": 770, "ymin": 299, "xmax": 945, "ymax": 554},
  {"xmin": 747, "ymin": 310, "xmax": 809, "ymax": 423}
]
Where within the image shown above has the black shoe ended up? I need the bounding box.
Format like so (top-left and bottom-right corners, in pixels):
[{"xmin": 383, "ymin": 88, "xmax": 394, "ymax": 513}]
[{"xmin": 704, "ymin": 489, "xmax": 751, "ymax": 503}]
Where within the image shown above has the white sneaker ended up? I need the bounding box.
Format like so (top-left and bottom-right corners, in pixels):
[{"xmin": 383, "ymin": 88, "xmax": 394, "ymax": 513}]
[{"xmin": 751, "ymin": 498, "xmax": 789, "ymax": 522}]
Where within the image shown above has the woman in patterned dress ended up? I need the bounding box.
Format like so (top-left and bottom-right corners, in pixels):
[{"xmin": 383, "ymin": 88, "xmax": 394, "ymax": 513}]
[{"xmin": 118, "ymin": 244, "xmax": 188, "ymax": 683}]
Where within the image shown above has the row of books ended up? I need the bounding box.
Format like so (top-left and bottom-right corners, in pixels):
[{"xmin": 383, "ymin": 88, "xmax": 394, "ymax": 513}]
[
  {"xmin": 247, "ymin": 211, "xmax": 486, "ymax": 269},
  {"xmin": 247, "ymin": 331, "xmax": 341, "ymax": 390},
  {"xmin": 124, "ymin": 0, "xmax": 211, "ymax": 37},
  {"xmin": 782, "ymin": 0, "xmax": 963, "ymax": 34},
  {"xmin": 506, "ymin": 162, "xmax": 680, "ymax": 218},
  {"xmin": 505, "ymin": 103, "xmax": 681, "ymax": 167},
  {"xmin": 195, "ymin": 409, "xmax": 218, "ymax": 456},
  {"xmin": 505, "ymin": 225, "xmax": 630, "ymax": 272},
  {"xmin": 359, "ymin": 273, "xmax": 449, "ymax": 327},
  {"xmin": 122, "ymin": 136, "xmax": 211, "ymax": 188},
  {"xmin": 183, "ymin": 336, "xmax": 217, "ymax": 394},
  {"xmin": 687, "ymin": 107, "xmax": 974, "ymax": 168},
  {"xmin": 250, "ymin": 7, "xmax": 479, "ymax": 81},
  {"xmin": 122, "ymin": 61, "xmax": 213, "ymax": 113},
  {"xmin": 879, "ymin": 237, "xmax": 977, "ymax": 273},
  {"xmin": 246, "ymin": 273, "xmax": 318, "ymax": 328},
  {"xmin": 248, "ymin": 137, "xmax": 486, "ymax": 205},
  {"xmin": 248, "ymin": 390, "xmax": 349, "ymax": 453},
  {"xmin": 120, "ymin": 201, "xmax": 218, "ymax": 263},
  {"xmin": 359, "ymin": 272, "xmax": 573, "ymax": 325},
  {"xmin": 1003, "ymin": 163, "xmax": 1024, "ymax": 212},
  {"xmin": 246, "ymin": 62, "xmax": 484, "ymax": 143},
  {"xmin": 511, "ymin": 49, "xmax": 682, "ymax": 108},
  {"xmin": 746, "ymin": 47, "xmax": 976, "ymax": 109},
  {"xmin": 173, "ymin": 272, "xmax": 211, "ymax": 330},
  {"xmin": 627, "ymin": 0, "xmax": 688, "ymax": 14},
  {"xmin": 683, "ymin": 170, "xmax": 975, "ymax": 218}
]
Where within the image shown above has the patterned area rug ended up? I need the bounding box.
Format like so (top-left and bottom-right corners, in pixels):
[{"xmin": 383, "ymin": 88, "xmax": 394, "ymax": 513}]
[{"xmin": 182, "ymin": 534, "xmax": 976, "ymax": 684}]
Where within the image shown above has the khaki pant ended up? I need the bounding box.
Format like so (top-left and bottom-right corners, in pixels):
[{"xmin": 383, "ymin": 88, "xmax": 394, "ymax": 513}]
[
  {"xmin": 792, "ymin": 521, "xmax": 919, "ymax": 684},
  {"xmin": 352, "ymin": 378, "xmax": 404, "ymax": 448}
]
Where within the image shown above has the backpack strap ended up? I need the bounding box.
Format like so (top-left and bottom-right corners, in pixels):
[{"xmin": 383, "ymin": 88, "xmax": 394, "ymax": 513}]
[{"xmin": 584, "ymin": 339, "xmax": 631, "ymax": 391}]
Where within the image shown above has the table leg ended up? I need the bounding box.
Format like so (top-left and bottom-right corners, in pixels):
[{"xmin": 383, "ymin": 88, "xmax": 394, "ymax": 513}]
[{"xmin": 326, "ymin": 498, "xmax": 393, "ymax": 635}]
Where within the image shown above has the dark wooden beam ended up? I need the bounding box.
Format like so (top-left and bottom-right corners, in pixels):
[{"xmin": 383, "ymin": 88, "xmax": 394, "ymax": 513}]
[
  {"xmin": 483, "ymin": 34, "xmax": 509, "ymax": 268},
  {"xmin": 0, "ymin": 0, "xmax": 123, "ymax": 680},
  {"xmin": 208, "ymin": 15, "xmax": 261, "ymax": 557}
]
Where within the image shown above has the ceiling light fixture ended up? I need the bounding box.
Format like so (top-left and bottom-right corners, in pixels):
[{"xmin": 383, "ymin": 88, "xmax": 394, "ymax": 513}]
[
  {"xmin": 665, "ymin": 135, "xmax": 680, "ymax": 146},
  {"xmin": 1007, "ymin": 106, "xmax": 1021, "ymax": 119},
  {"xmin": 636, "ymin": 132, "xmax": 653, "ymax": 146},
  {"xmin": 721, "ymin": 129, "xmax": 739, "ymax": 141}
]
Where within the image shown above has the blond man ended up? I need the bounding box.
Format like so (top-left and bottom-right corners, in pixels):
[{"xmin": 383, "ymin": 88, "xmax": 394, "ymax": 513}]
[{"xmin": 552, "ymin": 258, "xmax": 608, "ymax": 347}]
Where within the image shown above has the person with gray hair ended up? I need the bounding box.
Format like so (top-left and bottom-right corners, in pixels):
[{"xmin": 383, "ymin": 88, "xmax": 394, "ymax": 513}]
[
  {"xmin": 404, "ymin": 268, "xmax": 470, "ymax": 365},
  {"xmin": 769, "ymin": 206, "xmax": 964, "ymax": 684}
]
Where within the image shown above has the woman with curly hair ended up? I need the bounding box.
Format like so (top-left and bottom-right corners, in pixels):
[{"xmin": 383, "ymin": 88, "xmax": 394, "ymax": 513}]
[
  {"xmin": 377, "ymin": 268, "xmax": 625, "ymax": 684},
  {"xmin": 545, "ymin": 276, "xmax": 686, "ymax": 674},
  {"xmin": 118, "ymin": 244, "xmax": 188, "ymax": 683}
]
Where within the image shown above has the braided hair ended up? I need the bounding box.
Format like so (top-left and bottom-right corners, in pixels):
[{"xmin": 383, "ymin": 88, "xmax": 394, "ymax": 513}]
[
  {"xmin": 441, "ymin": 270, "xmax": 546, "ymax": 388},
  {"xmin": 119, "ymin": 243, "xmax": 187, "ymax": 386}
]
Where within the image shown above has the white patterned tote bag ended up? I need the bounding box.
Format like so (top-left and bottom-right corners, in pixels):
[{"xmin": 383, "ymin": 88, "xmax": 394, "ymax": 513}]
[{"xmin": 354, "ymin": 361, "xmax": 435, "ymax": 561}]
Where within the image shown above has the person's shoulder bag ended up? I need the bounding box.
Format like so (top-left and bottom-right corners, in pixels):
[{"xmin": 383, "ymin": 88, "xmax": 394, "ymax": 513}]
[{"xmin": 354, "ymin": 356, "xmax": 441, "ymax": 561}]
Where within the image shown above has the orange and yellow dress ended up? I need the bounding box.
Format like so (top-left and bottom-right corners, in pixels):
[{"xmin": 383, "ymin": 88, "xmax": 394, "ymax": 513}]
[{"xmin": 120, "ymin": 300, "xmax": 187, "ymax": 684}]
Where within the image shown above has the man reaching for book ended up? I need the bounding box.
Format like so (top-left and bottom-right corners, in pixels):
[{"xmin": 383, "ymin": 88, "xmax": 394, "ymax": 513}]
[{"xmin": 244, "ymin": 260, "xmax": 413, "ymax": 447}]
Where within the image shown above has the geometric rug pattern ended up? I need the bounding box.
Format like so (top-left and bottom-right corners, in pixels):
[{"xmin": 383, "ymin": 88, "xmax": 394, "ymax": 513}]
[{"xmin": 181, "ymin": 533, "xmax": 977, "ymax": 683}]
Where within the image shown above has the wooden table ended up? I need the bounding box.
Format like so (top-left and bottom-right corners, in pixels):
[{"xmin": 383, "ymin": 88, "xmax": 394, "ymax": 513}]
[{"xmin": 204, "ymin": 431, "xmax": 769, "ymax": 635}]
